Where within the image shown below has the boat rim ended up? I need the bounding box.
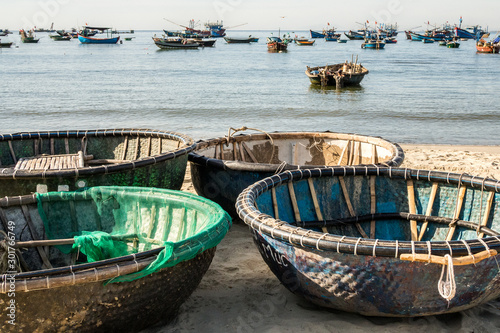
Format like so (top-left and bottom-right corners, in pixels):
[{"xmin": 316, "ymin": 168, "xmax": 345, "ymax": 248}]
[
  {"xmin": 0, "ymin": 128, "xmax": 195, "ymax": 179},
  {"xmin": 236, "ymin": 166, "xmax": 500, "ymax": 258},
  {"xmin": 188, "ymin": 131, "xmax": 404, "ymax": 172}
]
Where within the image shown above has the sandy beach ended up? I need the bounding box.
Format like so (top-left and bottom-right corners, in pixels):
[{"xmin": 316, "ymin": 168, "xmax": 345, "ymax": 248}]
[{"xmin": 148, "ymin": 144, "xmax": 500, "ymax": 333}]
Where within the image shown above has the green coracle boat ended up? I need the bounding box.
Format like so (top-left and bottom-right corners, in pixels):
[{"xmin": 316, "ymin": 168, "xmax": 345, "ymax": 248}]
[
  {"xmin": 0, "ymin": 186, "xmax": 231, "ymax": 332},
  {"xmin": 0, "ymin": 129, "xmax": 195, "ymax": 196}
]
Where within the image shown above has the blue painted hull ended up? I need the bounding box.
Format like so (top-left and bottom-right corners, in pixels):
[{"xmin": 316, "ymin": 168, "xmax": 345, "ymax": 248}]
[
  {"xmin": 454, "ymin": 27, "xmax": 483, "ymax": 39},
  {"xmin": 310, "ymin": 30, "xmax": 325, "ymax": 38},
  {"xmin": 361, "ymin": 41, "xmax": 385, "ymax": 49},
  {"xmin": 78, "ymin": 35, "xmax": 120, "ymax": 44}
]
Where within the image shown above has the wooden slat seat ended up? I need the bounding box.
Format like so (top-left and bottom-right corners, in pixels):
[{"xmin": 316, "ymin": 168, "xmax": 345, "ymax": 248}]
[{"xmin": 14, "ymin": 152, "xmax": 92, "ymax": 171}]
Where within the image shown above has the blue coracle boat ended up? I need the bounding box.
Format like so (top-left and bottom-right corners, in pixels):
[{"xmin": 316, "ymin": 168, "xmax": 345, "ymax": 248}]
[{"xmin": 237, "ymin": 166, "xmax": 500, "ymax": 317}]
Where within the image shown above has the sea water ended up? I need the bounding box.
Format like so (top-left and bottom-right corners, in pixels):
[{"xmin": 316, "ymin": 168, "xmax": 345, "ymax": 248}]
[{"xmin": 0, "ymin": 30, "xmax": 499, "ymax": 145}]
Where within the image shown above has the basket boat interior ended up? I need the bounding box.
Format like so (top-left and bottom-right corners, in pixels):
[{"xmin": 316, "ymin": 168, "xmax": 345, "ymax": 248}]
[
  {"xmin": 194, "ymin": 132, "xmax": 401, "ymax": 167},
  {"xmin": 0, "ymin": 130, "xmax": 187, "ymax": 171},
  {"xmin": 0, "ymin": 187, "xmax": 226, "ymax": 279},
  {"xmin": 252, "ymin": 170, "xmax": 500, "ymax": 248}
]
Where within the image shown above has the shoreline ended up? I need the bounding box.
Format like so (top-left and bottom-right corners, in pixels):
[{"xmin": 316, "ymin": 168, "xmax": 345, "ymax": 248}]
[{"xmin": 163, "ymin": 144, "xmax": 500, "ymax": 333}]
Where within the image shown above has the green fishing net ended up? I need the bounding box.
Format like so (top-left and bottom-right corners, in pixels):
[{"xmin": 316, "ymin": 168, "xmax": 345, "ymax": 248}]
[{"xmin": 36, "ymin": 186, "xmax": 231, "ymax": 283}]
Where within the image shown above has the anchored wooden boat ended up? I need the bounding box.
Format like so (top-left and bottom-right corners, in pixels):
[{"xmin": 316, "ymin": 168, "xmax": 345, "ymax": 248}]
[
  {"xmin": 49, "ymin": 34, "xmax": 71, "ymax": 41},
  {"xmin": 361, "ymin": 39, "xmax": 385, "ymax": 49},
  {"xmin": 476, "ymin": 39, "xmax": 500, "ymax": 53},
  {"xmin": 306, "ymin": 61, "xmax": 369, "ymax": 88},
  {"xmin": 0, "ymin": 40, "xmax": 12, "ymax": 48},
  {"xmin": 224, "ymin": 36, "xmax": 254, "ymax": 43},
  {"xmin": 153, "ymin": 37, "xmax": 200, "ymax": 49},
  {"xmin": 295, "ymin": 39, "xmax": 315, "ymax": 45},
  {"xmin": 446, "ymin": 41, "xmax": 460, "ymax": 48},
  {"xmin": 0, "ymin": 129, "xmax": 195, "ymax": 197},
  {"xmin": 237, "ymin": 167, "xmax": 500, "ymax": 317},
  {"xmin": 78, "ymin": 26, "xmax": 120, "ymax": 44},
  {"xmin": 189, "ymin": 130, "xmax": 404, "ymax": 217},
  {"xmin": 267, "ymin": 36, "xmax": 288, "ymax": 52},
  {"xmin": 0, "ymin": 186, "xmax": 231, "ymax": 332},
  {"xmin": 19, "ymin": 29, "xmax": 39, "ymax": 43}
]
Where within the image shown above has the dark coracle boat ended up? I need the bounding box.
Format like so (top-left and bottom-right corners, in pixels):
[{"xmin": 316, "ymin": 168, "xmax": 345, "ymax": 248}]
[
  {"xmin": 0, "ymin": 129, "xmax": 195, "ymax": 197},
  {"xmin": 236, "ymin": 166, "xmax": 500, "ymax": 317},
  {"xmin": 0, "ymin": 186, "xmax": 231, "ymax": 332},
  {"xmin": 189, "ymin": 129, "xmax": 404, "ymax": 217},
  {"xmin": 306, "ymin": 60, "xmax": 369, "ymax": 88}
]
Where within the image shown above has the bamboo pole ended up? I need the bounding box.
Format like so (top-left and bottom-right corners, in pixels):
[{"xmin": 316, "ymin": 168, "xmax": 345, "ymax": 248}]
[
  {"xmin": 50, "ymin": 138, "xmax": 55, "ymax": 155},
  {"xmin": 239, "ymin": 142, "xmax": 246, "ymax": 162},
  {"xmin": 64, "ymin": 138, "xmax": 70, "ymax": 154},
  {"xmin": 407, "ymin": 180, "xmax": 418, "ymax": 241},
  {"xmin": 232, "ymin": 142, "xmax": 238, "ymax": 161},
  {"xmin": 146, "ymin": 136, "xmax": 152, "ymax": 157},
  {"xmin": 400, "ymin": 249, "xmax": 497, "ymax": 266},
  {"xmin": 418, "ymin": 182, "xmax": 438, "ymax": 241},
  {"xmin": 372, "ymin": 144, "xmax": 378, "ymax": 164},
  {"xmin": 20, "ymin": 205, "xmax": 52, "ymax": 269},
  {"xmin": 241, "ymin": 142, "xmax": 258, "ymax": 163},
  {"xmin": 339, "ymin": 176, "xmax": 368, "ymax": 238},
  {"xmin": 446, "ymin": 186, "xmax": 467, "ymax": 241},
  {"xmin": 134, "ymin": 136, "xmax": 140, "ymax": 160},
  {"xmin": 479, "ymin": 192, "xmax": 495, "ymax": 238},
  {"xmin": 8, "ymin": 141, "xmax": 17, "ymax": 164}
]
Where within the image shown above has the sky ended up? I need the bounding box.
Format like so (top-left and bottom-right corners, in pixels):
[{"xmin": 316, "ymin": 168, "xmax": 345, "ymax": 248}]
[{"xmin": 3, "ymin": 0, "xmax": 500, "ymax": 32}]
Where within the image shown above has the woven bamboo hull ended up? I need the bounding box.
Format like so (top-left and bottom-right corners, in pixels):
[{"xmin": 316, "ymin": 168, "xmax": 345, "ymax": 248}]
[
  {"xmin": 0, "ymin": 248, "xmax": 215, "ymax": 333},
  {"xmin": 237, "ymin": 167, "xmax": 500, "ymax": 316},
  {"xmin": 190, "ymin": 131, "xmax": 404, "ymax": 217},
  {"xmin": 0, "ymin": 129, "xmax": 195, "ymax": 196}
]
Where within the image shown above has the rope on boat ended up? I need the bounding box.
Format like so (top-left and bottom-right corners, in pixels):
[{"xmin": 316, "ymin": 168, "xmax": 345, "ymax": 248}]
[
  {"xmin": 438, "ymin": 254, "xmax": 456, "ymax": 302},
  {"xmin": 226, "ymin": 127, "xmax": 276, "ymax": 164}
]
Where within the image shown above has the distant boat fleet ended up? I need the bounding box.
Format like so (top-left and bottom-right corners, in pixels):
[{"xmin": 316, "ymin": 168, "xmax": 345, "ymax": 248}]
[{"xmin": 1, "ymin": 17, "xmax": 499, "ymax": 54}]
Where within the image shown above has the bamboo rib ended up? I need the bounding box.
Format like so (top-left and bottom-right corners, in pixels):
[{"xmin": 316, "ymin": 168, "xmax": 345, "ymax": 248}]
[
  {"xmin": 352, "ymin": 141, "xmax": 360, "ymax": 166},
  {"xmin": 288, "ymin": 182, "xmax": 301, "ymax": 223},
  {"xmin": 239, "ymin": 142, "xmax": 246, "ymax": 162},
  {"xmin": 233, "ymin": 142, "xmax": 238, "ymax": 161},
  {"xmin": 372, "ymin": 144, "xmax": 378, "ymax": 164},
  {"xmin": 121, "ymin": 136, "xmax": 129, "ymax": 161},
  {"xmin": 50, "ymin": 138, "xmax": 55, "ymax": 155},
  {"xmin": 339, "ymin": 176, "xmax": 368, "ymax": 238},
  {"xmin": 64, "ymin": 138, "xmax": 70, "ymax": 154},
  {"xmin": 370, "ymin": 176, "xmax": 376, "ymax": 239},
  {"xmin": 407, "ymin": 180, "xmax": 418, "ymax": 241},
  {"xmin": 21, "ymin": 204, "xmax": 52, "ymax": 270},
  {"xmin": 8, "ymin": 141, "xmax": 17, "ymax": 164},
  {"xmin": 446, "ymin": 186, "xmax": 467, "ymax": 241},
  {"xmin": 479, "ymin": 191, "xmax": 495, "ymax": 238},
  {"xmin": 337, "ymin": 141, "xmax": 350, "ymax": 165},
  {"xmin": 146, "ymin": 137, "xmax": 152, "ymax": 157},
  {"xmin": 418, "ymin": 182, "xmax": 438, "ymax": 241},
  {"xmin": 307, "ymin": 178, "xmax": 327, "ymax": 233},
  {"xmin": 271, "ymin": 187, "xmax": 279, "ymax": 219},
  {"xmin": 134, "ymin": 136, "xmax": 140, "ymax": 160},
  {"xmin": 241, "ymin": 142, "xmax": 258, "ymax": 163},
  {"xmin": 347, "ymin": 140, "xmax": 354, "ymax": 166}
]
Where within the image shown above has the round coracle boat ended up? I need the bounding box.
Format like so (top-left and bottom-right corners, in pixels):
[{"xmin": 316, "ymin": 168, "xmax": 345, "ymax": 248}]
[
  {"xmin": 0, "ymin": 129, "xmax": 195, "ymax": 196},
  {"xmin": 236, "ymin": 166, "xmax": 500, "ymax": 317},
  {"xmin": 0, "ymin": 186, "xmax": 231, "ymax": 332},
  {"xmin": 189, "ymin": 129, "xmax": 404, "ymax": 217}
]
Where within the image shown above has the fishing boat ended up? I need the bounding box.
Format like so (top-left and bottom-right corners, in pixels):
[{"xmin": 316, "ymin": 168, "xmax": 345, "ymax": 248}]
[
  {"xmin": 188, "ymin": 130, "xmax": 404, "ymax": 217},
  {"xmin": 446, "ymin": 41, "xmax": 460, "ymax": 48},
  {"xmin": 295, "ymin": 39, "xmax": 315, "ymax": 45},
  {"xmin": 267, "ymin": 36, "xmax": 288, "ymax": 52},
  {"xmin": 49, "ymin": 34, "xmax": 71, "ymax": 41},
  {"xmin": 455, "ymin": 26, "xmax": 486, "ymax": 40},
  {"xmin": 187, "ymin": 38, "xmax": 216, "ymax": 47},
  {"xmin": 19, "ymin": 29, "xmax": 39, "ymax": 43},
  {"xmin": 384, "ymin": 37, "xmax": 397, "ymax": 44},
  {"xmin": 224, "ymin": 36, "xmax": 255, "ymax": 44},
  {"xmin": 345, "ymin": 30, "xmax": 370, "ymax": 40},
  {"xmin": 153, "ymin": 37, "xmax": 200, "ymax": 49},
  {"xmin": 0, "ymin": 129, "xmax": 194, "ymax": 197},
  {"xmin": 306, "ymin": 60, "xmax": 369, "ymax": 88},
  {"xmin": 236, "ymin": 166, "xmax": 500, "ymax": 317},
  {"xmin": 377, "ymin": 23, "xmax": 398, "ymax": 37},
  {"xmin": 325, "ymin": 36, "xmax": 339, "ymax": 41},
  {"xmin": 361, "ymin": 38, "xmax": 385, "ymax": 49},
  {"xmin": 78, "ymin": 26, "xmax": 120, "ymax": 44},
  {"xmin": 476, "ymin": 38, "xmax": 500, "ymax": 53},
  {"xmin": 0, "ymin": 186, "xmax": 231, "ymax": 332},
  {"xmin": 337, "ymin": 39, "xmax": 348, "ymax": 43},
  {"xmin": 438, "ymin": 40, "xmax": 447, "ymax": 46},
  {"xmin": 422, "ymin": 38, "xmax": 435, "ymax": 44},
  {"xmin": 0, "ymin": 39, "xmax": 12, "ymax": 48}
]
